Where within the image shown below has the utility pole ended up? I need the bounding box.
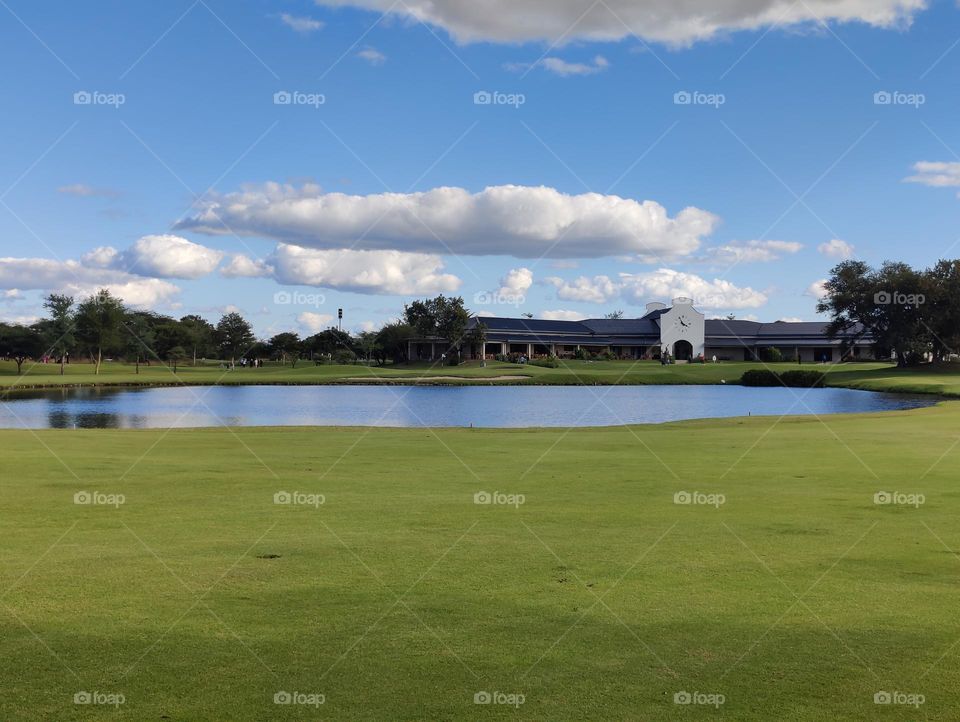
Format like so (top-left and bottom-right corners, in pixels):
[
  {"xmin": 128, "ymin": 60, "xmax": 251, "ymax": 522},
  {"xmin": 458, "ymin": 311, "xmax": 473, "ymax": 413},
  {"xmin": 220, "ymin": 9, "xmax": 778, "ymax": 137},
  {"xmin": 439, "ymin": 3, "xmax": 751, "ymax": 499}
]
[{"xmin": 338, "ymin": 308, "xmax": 343, "ymax": 332}]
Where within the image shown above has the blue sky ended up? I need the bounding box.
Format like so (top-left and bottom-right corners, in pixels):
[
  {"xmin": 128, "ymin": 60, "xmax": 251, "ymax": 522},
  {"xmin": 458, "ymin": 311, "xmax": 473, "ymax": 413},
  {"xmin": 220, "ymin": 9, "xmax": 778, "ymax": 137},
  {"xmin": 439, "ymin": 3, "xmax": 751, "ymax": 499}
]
[{"xmin": 1, "ymin": 0, "xmax": 959, "ymax": 335}]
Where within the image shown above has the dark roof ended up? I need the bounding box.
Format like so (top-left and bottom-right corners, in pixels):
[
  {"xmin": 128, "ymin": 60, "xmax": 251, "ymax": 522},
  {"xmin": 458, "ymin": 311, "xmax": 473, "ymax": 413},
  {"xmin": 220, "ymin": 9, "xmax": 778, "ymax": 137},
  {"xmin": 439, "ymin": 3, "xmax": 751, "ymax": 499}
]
[{"xmin": 454, "ymin": 314, "xmax": 870, "ymax": 345}]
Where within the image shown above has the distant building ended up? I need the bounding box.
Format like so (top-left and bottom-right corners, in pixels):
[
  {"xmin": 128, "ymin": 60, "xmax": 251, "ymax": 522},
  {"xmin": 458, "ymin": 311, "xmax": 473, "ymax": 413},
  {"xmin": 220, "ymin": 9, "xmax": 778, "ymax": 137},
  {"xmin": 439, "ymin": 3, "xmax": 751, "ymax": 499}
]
[{"xmin": 408, "ymin": 297, "xmax": 875, "ymax": 363}]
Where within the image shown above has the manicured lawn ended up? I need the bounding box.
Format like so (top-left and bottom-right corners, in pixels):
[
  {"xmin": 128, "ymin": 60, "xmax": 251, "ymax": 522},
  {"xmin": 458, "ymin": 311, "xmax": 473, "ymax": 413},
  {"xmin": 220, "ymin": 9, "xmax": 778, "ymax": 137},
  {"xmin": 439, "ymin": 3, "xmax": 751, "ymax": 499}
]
[
  {"xmin": 0, "ymin": 357, "xmax": 918, "ymax": 390},
  {"xmin": 2, "ymin": 403, "xmax": 960, "ymax": 719}
]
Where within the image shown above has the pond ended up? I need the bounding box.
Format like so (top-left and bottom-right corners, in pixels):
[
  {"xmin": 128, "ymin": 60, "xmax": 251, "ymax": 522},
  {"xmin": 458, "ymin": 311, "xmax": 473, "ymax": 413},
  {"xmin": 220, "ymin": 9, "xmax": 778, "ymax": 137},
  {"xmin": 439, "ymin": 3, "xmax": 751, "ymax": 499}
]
[{"xmin": 0, "ymin": 384, "xmax": 937, "ymax": 429}]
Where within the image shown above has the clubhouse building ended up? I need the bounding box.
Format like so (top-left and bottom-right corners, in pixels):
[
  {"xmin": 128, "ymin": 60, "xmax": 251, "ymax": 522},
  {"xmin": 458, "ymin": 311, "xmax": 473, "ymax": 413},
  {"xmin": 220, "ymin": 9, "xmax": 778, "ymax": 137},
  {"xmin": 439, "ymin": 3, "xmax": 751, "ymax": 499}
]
[{"xmin": 409, "ymin": 297, "xmax": 875, "ymax": 363}]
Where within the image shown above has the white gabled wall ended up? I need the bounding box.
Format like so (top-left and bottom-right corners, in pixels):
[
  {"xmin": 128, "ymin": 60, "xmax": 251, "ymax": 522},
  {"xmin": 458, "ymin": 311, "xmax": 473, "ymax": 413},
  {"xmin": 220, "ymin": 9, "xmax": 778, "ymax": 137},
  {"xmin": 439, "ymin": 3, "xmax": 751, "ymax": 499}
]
[{"xmin": 659, "ymin": 298, "xmax": 705, "ymax": 359}]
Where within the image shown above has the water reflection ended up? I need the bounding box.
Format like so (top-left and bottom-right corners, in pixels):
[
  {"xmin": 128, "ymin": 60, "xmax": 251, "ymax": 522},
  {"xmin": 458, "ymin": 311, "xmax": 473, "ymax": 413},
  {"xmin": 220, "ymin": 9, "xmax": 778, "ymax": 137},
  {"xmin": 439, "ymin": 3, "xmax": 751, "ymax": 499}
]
[{"xmin": 0, "ymin": 384, "xmax": 939, "ymax": 429}]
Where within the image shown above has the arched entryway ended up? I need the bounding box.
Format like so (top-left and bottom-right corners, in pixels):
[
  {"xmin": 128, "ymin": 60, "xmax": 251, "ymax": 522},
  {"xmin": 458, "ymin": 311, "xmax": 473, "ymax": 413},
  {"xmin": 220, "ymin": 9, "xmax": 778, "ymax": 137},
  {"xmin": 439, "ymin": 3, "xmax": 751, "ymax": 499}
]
[{"xmin": 673, "ymin": 340, "xmax": 693, "ymax": 361}]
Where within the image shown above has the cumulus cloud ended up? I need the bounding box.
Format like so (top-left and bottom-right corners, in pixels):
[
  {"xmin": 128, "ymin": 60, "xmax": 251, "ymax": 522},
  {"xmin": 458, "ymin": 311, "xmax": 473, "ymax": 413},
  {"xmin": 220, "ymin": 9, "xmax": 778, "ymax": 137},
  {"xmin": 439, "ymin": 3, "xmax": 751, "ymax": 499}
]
[
  {"xmin": 120, "ymin": 235, "xmax": 224, "ymax": 279},
  {"xmin": 543, "ymin": 268, "xmax": 766, "ymax": 308},
  {"xmin": 546, "ymin": 274, "xmax": 619, "ymax": 303},
  {"xmin": 497, "ymin": 267, "xmax": 533, "ymax": 297},
  {"xmin": 0, "ymin": 257, "xmax": 181, "ymax": 307},
  {"xmin": 81, "ymin": 235, "xmax": 224, "ymax": 280},
  {"xmin": 904, "ymin": 161, "xmax": 960, "ymax": 188},
  {"xmin": 541, "ymin": 309, "xmax": 589, "ymax": 321},
  {"xmin": 312, "ymin": 0, "xmax": 925, "ymax": 45},
  {"xmin": 269, "ymin": 244, "xmax": 461, "ymax": 295},
  {"xmin": 619, "ymin": 269, "xmax": 767, "ymax": 308},
  {"xmin": 806, "ymin": 279, "xmax": 829, "ymax": 299},
  {"xmin": 178, "ymin": 183, "xmax": 719, "ymax": 260},
  {"xmin": 706, "ymin": 239, "xmax": 803, "ymax": 264},
  {"xmin": 280, "ymin": 13, "xmax": 324, "ymax": 32},
  {"xmin": 298, "ymin": 312, "xmax": 336, "ymax": 333},
  {"xmin": 357, "ymin": 47, "xmax": 387, "ymax": 64},
  {"xmin": 818, "ymin": 239, "xmax": 855, "ymax": 259},
  {"xmin": 221, "ymin": 254, "xmax": 272, "ymax": 278}
]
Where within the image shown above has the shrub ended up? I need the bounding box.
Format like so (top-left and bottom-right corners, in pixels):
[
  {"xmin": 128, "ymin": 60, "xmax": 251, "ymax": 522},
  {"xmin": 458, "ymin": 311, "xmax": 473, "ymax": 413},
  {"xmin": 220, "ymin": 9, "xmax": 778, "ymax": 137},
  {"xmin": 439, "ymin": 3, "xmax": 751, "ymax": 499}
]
[
  {"xmin": 529, "ymin": 356, "xmax": 560, "ymax": 368},
  {"xmin": 740, "ymin": 369, "xmax": 781, "ymax": 387},
  {"xmin": 574, "ymin": 348, "xmax": 588, "ymax": 360},
  {"xmin": 760, "ymin": 347, "xmax": 783, "ymax": 363},
  {"xmin": 779, "ymin": 370, "xmax": 826, "ymax": 388},
  {"xmin": 332, "ymin": 349, "xmax": 357, "ymax": 364}
]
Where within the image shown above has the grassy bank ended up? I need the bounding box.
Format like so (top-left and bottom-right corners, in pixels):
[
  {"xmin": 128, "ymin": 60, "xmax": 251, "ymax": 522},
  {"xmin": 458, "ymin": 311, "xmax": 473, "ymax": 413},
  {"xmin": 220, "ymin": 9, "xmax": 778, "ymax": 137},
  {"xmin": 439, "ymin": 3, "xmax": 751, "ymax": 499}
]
[
  {"xmin": 8, "ymin": 358, "xmax": 960, "ymax": 395},
  {"xmin": 2, "ymin": 404, "xmax": 960, "ymax": 719}
]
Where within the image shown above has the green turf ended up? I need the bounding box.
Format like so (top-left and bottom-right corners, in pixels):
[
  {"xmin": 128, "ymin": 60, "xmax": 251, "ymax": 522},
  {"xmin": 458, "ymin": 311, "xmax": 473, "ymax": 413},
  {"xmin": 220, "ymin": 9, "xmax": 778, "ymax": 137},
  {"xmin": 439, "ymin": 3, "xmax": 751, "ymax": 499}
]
[
  {"xmin": 7, "ymin": 358, "xmax": 957, "ymax": 395},
  {"xmin": 2, "ymin": 403, "xmax": 959, "ymax": 719}
]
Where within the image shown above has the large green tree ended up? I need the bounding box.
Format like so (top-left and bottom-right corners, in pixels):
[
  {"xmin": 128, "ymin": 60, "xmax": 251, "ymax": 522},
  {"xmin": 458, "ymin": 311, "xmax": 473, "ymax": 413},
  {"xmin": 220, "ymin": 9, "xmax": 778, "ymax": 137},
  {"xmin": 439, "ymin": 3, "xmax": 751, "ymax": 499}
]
[
  {"xmin": 817, "ymin": 261, "xmax": 929, "ymax": 366},
  {"xmin": 375, "ymin": 322, "xmax": 413, "ymax": 365},
  {"xmin": 179, "ymin": 314, "xmax": 217, "ymax": 364},
  {"xmin": 40, "ymin": 294, "xmax": 75, "ymax": 375},
  {"xmin": 215, "ymin": 312, "xmax": 255, "ymax": 367},
  {"xmin": 75, "ymin": 289, "xmax": 126, "ymax": 374},
  {"xmin": 268, "ymin": 332, "xmax": 302, "ymax": 367},
  {"xmin": 0, "ymin": 324, "xmax": 44, "ymax": 374},
  {"xmin": 403, "ymin": 295, "xmax": 471, "ymax": 360}
]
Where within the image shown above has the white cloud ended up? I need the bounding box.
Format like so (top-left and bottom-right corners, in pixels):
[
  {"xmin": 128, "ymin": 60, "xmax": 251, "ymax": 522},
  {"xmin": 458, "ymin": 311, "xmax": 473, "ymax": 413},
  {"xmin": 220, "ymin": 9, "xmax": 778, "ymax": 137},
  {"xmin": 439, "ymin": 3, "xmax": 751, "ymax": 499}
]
[
  {"xmin": 356, "ymin": 47, "xmax": 386, "ymax": 64},
  {"xmin": 269, "ymin": 244, "xmax": 461, "ymax": 295},
  {"xmin": 280, "ymin": 13, "xmax": 324, "ymax": 32},
  {"xmin": 178, "ymin": 183, "xmax": 719, "ymax": 260},
  {"xmin": 543, "ymin": 268, "xmax": 766, "ymax": 308},
  {"xmin": 541, "ymin": 55, "xmax": 609, "ymax": 76},
  {"xmin": 806, "ymin": 279, "xmax": 829, "ymax": 299},
  {"xmin": 221, "ymin": 254, "xmax": 271, "ymax": 278},
  {"xmin": 0, "ymin": 253, "xmax": 182, "ymax": 308},
  {"xmin": 778, "ymin": 316, "xmax": 805, "ymax": 322},
  {"xmin": 497, "ymin": 267, "xmax": 533, "ymax": 296},
  {"xmin": 541, "ymin": 309, "xmax": 589, "ymax": 321},
  {"xmin": 120, "ymin": 235, "xmax": 223, "ymax": 279},
  {"xmin": 904, "ymin": 161, "xmax": 960, "ymax": 188},
  {"xmin": 817, "ymin": 239, "xmax": 855, "ymax": 259},
  {"xmin": 358, "ymin": 320, "xmax": 378, "ymax": 333},
  {"xmin": 619, "ymin": 268, "xmax": 767, "ymax": 308},
  {"xmin": 2, "ymin": 289, "xmax": 23, "ymax": 300},
  {"xmin": 313, "ymin": 0, "xmax": 925, "ymax": 45},
  {"xmin": 298, "ymin": 312, "xmax": 335, "ymax": 334},
  {"xmin": 706, "ymin": 239, "xmax": 803, "ymax": 264},
  {"xmin": 546, "ymin": 274, "xmax": 619, "ymax": 303}
]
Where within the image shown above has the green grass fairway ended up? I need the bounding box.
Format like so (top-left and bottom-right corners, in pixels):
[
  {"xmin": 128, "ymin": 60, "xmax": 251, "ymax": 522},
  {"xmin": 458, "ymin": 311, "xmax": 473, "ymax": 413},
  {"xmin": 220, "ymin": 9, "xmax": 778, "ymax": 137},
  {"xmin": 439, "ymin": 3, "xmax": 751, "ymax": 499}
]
[
  {"xmin": 10, "ymin": 358, "xmax": 960, "ymax": 396},
  {"xmin": 3, "ymin": 403, "xmax": 960, "ymax": 719}
]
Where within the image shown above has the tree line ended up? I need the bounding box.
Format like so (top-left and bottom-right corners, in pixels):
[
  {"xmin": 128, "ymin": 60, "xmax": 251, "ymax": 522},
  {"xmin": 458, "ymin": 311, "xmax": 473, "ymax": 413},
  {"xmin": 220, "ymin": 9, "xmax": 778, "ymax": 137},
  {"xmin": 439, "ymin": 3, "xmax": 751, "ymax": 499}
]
[
  {"xmin": 818, "ymin": 259, "xmax": 960, "ymax": 366},
  {"xmin": 0, "ymin": 290, "xmax": 482, "ymax": 375}
]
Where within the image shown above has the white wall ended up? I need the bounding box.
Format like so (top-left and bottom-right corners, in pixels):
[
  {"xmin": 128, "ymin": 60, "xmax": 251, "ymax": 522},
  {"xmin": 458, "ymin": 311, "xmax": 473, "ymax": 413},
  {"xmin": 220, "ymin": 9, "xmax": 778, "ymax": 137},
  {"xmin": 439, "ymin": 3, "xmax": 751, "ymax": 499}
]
[{"xmin": 659, "ymin": 298, "xmax": 705, "ymax": 359}]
